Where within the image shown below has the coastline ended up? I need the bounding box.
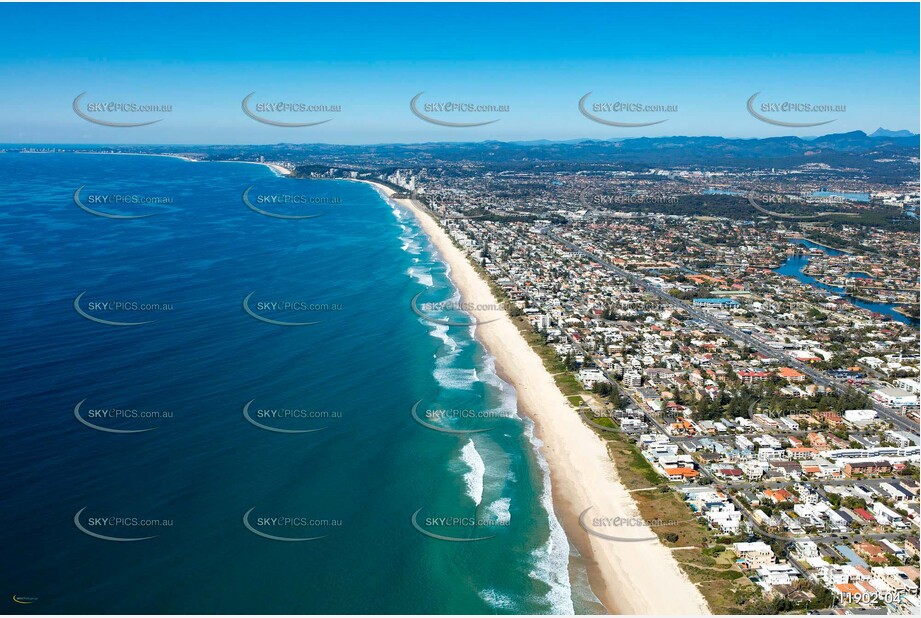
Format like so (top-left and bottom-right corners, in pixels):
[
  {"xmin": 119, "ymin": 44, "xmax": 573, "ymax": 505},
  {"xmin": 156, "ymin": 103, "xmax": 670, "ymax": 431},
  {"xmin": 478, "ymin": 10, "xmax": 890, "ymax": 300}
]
[
  {"xmin": 360, "ymin": 179, "xmax": 710, "ymax": 615},
  {"xmin": 224, "ymin": 159, "xmax": 293, "ymax": 176},
  {"xmin": 64, "ymin": 151, "xmax": 292, "ymax": 176}
]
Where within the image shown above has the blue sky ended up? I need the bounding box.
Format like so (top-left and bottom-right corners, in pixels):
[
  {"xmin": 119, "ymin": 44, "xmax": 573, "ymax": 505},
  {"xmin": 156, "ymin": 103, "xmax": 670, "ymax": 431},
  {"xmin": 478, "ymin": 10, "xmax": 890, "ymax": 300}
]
[{"xmin": 0, "ymin": 3, "xmax": 917, "ymax": 144}]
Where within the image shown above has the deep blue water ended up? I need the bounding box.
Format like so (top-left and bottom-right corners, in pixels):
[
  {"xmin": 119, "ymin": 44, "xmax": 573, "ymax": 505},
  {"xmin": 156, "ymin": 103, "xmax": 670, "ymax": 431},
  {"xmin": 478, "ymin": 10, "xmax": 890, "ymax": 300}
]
[
  {"xmin": 777, "ymin": 240, "xmax": 917, "ymax": 327},
  {"xmin": 0, "ymin": 153, "xmax": 598, "ymax": 614}
]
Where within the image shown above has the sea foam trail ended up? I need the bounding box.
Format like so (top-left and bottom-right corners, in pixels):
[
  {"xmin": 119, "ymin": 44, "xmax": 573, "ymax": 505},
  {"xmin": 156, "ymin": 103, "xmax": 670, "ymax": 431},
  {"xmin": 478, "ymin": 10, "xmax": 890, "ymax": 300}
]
[
  {"xmin": 525, "ymin": 421, "xmax": 576, "ymax": 615},
  {"xmin": 429, "ymin": 322, "xmax": 459, "ymax": 353},
  {"xmin": 486, "ymin": 496, "xmax": 511, "ymax": 524},
  {"xmin": 479, "ymin": 354, "xmax": 517, "ymax": 418},
  {"xmin": 434, "ymin": 361, "xmax": 478, "ymax": 390},
  {"xmin": 479, "ymin": 588, "xmax": 518, "ymax": 611},
  {"xmin": 407, "ymin": 265, "xmax": 434, "ymax": 288},
  {"xmin": 461, "ymin": 439, "xmax": 485, "ymax": 507}
]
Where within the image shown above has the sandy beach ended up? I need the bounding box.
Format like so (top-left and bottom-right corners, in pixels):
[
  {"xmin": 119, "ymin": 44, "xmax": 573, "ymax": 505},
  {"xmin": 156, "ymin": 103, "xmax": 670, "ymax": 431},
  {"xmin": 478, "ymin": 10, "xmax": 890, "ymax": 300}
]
[
  {"xmin": 364, "ymin": 180, "xmax": 709, "ymax": 615},
  {"xmin": 227, "ymin": 160, "xmax": 293, "ymax": 176}
]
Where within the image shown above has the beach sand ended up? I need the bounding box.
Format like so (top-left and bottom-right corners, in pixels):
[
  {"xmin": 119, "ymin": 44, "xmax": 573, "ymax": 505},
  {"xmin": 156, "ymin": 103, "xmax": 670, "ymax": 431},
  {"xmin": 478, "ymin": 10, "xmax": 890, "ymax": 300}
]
[
  {"xmin": 364, "ymin": 181, "xmax": 710, "ymax": 615},
  {"xmin": 229, "ymin": 160, "xmax": 293, "ymax": 176}
]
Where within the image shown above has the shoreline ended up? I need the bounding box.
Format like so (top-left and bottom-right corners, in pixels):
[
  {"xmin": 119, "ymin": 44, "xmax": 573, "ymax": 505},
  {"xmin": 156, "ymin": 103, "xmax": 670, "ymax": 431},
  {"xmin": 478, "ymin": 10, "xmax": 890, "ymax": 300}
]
[
  {"xmin": 223, "ymin": 159, "xmax": 293, "ymax": 176},
  {"xmin": 357, "ymin": 179, "xmax": 709, "ymax": 615},
  {"xmin": 62, "ymin": 150, "xmax": 292, "ymax": 176}
]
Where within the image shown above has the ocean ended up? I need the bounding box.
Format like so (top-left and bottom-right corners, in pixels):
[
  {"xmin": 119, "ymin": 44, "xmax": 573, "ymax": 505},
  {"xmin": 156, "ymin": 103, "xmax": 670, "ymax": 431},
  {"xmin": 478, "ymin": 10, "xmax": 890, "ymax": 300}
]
[{"xmin": 0, "ymin": 153, "xmax": 602, "ymax": 614}]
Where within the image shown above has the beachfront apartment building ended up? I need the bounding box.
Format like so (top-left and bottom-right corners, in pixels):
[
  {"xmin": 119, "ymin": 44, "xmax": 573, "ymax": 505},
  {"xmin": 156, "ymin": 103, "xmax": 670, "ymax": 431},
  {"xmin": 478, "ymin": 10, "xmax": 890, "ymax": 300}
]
[
  {"xmin": 795, "ymin": 540, "xmax": 820, "ymax": 559},
  {"xmin": 733, "ymin": 541, "xmax": 775, "ymax": 569},
  {"xmin": 706, "ymin": 502, "xmax": 742, "ymax": 534},
  {"xmin": 756, "ymin": 563, "xmax": 800, "ymax": 589},
  {"xmin": 577, "ymin": 367, "xmax": 608, "ymax": 389}
]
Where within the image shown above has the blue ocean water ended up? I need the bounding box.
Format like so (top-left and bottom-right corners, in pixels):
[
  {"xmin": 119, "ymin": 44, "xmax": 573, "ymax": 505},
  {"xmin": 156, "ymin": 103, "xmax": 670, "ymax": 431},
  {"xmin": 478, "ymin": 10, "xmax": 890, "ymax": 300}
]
[{"xmin": 0, "ymin": 153, "xmax": 599, "ymax": 614}]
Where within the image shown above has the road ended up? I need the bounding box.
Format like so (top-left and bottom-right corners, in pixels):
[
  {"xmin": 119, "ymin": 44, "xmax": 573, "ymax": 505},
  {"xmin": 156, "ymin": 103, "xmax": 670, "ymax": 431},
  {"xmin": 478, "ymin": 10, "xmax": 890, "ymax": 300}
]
[
  {"xmin": 717, "ymin": 476, "xmax": 909, "ymax": 490},
  {"xmin": 545, "ymin": 230, "xmax": 918, "ymax": 434}
]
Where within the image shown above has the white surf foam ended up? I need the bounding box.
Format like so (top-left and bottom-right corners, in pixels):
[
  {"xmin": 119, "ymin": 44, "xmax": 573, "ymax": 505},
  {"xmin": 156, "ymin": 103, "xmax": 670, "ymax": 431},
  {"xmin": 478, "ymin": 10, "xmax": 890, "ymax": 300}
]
[
  {"xmin": 461, "ymin": 438, "xmax": 485, "ymax": 507},
  {"xmin": 428, "ymin": 322, "xmax": 458, "ymax": 352},
  {"xmin": 433, "ymin": 364, "xmax": 478, "ymax": 390},
  {"xmin": 525, "ymin": 420, "xmax": 575, "ymax": 615},
  {"xmin": 486, "ymin": 496, "xmax": 511, "ymax": 524},
  {"xmin": 478, "ymin": 588, "xmax": 518, "ymax": 611},
  {"xmin": 407, "ymin": 265, "xmax": 434, "ymax": 288}
]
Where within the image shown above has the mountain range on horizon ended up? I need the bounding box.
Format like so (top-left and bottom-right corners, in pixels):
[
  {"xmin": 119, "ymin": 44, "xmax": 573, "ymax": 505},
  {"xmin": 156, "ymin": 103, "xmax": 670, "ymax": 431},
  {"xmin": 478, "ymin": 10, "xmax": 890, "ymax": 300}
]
[
  {"xmin": 7, "ymin": 129, "xmax": 919, "ymax": 150},
  {"xmin": 505, "ymin": 129, "xmax": 918, "ymax": 146},
  {"xmin": 259, "ymin": 129, "xmax": 920, "ymax": 175},
  {"xmin": 252, "ymin": 129, "xmax": 921, "ymax": 152},
  {"xmin": 868, "ymin": 127, "xmax": 917, "ymax": 138},
  {"xmin": 9, "ymin": 130, "xmax": 919, "ymax": 174}
]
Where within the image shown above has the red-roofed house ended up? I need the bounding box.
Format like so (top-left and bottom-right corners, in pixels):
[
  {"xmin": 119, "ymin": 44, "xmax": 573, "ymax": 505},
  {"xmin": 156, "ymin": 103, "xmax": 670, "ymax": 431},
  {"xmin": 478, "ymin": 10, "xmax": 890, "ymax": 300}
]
[
  {"xmin": 853, "ymin": 508, "xmax": 876, "ymax": 523},
  {"xmin": 663, "ymin": 467, "xmax": 699, "ymax": 482},
  {"xmin": 764, "ymin": 488, "xmax": 794, "ymax": 503}
]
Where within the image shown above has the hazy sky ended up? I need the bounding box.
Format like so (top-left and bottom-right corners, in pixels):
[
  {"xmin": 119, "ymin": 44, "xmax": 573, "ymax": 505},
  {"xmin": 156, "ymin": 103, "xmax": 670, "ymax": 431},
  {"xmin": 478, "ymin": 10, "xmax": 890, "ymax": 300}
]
[{"xmin": 1, "ymin": 2, "xmax": 918, "ymax": 144}]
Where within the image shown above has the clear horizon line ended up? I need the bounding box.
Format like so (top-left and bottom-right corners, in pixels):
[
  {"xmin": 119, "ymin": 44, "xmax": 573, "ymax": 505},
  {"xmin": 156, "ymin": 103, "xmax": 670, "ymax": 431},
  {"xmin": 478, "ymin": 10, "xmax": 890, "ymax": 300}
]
[{"xmin": 4, "ymin": 129, "xmax": 919, "ymax": 149}]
